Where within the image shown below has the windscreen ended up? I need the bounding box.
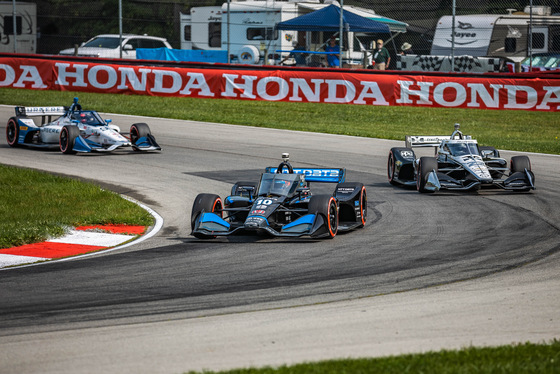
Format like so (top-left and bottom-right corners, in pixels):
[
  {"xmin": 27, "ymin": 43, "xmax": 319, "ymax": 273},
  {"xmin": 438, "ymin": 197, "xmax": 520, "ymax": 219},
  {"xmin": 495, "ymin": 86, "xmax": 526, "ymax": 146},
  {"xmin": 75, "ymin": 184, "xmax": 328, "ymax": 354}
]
[
  {"xmin": 448, "ymin": 142, "xmax": 479, "ymax": 156},
  {"xmin": 83, "ymin": 37, "xmax": 120, "ymax": 49},
  {"xmin": 258, "ymin": 173, "xmax": 300, "ymax": 197}
]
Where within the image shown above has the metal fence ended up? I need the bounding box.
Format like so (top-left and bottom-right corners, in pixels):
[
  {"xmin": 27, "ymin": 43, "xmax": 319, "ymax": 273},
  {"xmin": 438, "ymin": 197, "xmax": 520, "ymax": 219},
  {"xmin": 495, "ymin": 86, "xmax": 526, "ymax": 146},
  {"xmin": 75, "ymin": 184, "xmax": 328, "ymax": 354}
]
[{"xmin": 2, "ymin": 0, "xmax": 559, "ymax": 68}]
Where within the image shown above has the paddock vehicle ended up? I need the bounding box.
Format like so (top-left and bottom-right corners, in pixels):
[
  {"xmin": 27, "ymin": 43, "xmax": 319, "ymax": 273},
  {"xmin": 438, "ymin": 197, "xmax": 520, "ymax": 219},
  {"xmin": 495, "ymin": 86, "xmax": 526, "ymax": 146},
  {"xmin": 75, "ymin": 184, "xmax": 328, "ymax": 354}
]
[
  {"xmin": 387, "ymin": 124, "xmax": 535, "ymax": 193},
  {"xmin": 6, "ymin": 98, "xmax": 161, "ymax": 154},
  {"xmin": 191, "ymin": 154, "xmax": 367, "ymax": 239}
]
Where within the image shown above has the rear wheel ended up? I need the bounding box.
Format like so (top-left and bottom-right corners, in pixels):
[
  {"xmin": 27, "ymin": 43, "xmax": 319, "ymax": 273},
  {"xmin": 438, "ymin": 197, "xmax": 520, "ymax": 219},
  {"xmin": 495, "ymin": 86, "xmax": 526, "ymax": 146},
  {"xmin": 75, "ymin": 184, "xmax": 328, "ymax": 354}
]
[
  {"xmin": 387, "ymin": 149, "xmax": 397, "ymax": 185},
  {"xmin": 130, "ymin": 123, "xmax": 151, "ymax": 149},
  {"xmin": 417, "ymin": 157, "xmax": 437, "ymax": 193},
  {"xmin": 358, "ymin": 186, "xmax": 367, "ymax": 228},
  {"xmin": 59, "ymin": 125, "xmax": 80, "ymax": 154},
  {"xmin": 6, "ymin": 118, "xmax": 20, "ymax": 147},
  {"xmin": 309, "ymin": 195, "xmax": 338, "ymax": 238},
  {"xmin": 510, "ymin": 156, "xmax": 531, "ymax": 174},
  {"xmin": 191, "ymin": 193, "xmax": 223, "ymax": 239}
]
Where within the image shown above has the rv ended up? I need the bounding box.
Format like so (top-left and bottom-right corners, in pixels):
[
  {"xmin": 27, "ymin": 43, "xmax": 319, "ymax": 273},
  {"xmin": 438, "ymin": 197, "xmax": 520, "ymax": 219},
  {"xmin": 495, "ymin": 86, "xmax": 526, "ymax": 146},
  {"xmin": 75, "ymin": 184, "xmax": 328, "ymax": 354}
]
[
  {"xmin": 0, "ymin": 1, "xmax": 36, "ymax": 54},
  {"xmin": 180, "ymin": 0, "xmax": 407, "ymax": 65},
  {"xmin": 431, "ymin": 6, "xmax": 560, "ymax": 62}
]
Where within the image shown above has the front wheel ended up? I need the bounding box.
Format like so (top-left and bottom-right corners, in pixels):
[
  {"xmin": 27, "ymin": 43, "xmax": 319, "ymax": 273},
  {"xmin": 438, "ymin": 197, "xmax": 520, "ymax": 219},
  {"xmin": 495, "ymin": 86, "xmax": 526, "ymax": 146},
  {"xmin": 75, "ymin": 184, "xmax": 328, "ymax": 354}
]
[
  {"xmin": 417, "ymin": 157, "xmax": 437, "ymax": 193},
  {"xmin": 191, "ymin": 193, "xmax": 223, "ymax": 239},
  {"xmin": 59, "ymin": 125, "xmax": 80, "ymax": 154},
  {"xmin": 130, "ymin": 123, "xmax": 151, "ymax": 149},
  {"xmin": 6, "ymin": 118, "xmax": 20, "ymax": 147},
  {"xmin": 309, "ymin": 195, "xmax": 338, "ymax": 238},
  {"xmin": 510, "ymin": 155, "xmax": 531, "ymax": 174}
]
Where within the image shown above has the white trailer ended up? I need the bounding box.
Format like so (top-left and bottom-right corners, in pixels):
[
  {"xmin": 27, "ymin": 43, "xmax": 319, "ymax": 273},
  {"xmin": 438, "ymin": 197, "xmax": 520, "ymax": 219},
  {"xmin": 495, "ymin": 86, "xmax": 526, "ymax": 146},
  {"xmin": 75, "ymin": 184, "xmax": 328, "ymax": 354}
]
[
  {"xmin": 181, "ymin": 1, "xmax": 299, "ymax": 64},
  {"xmin": 431, "ymin": 6, "xmax": 560, "ymax": 62},
  {"xmin": 180, "ymin": 0, "xmax": 407, "ymax": 65},
  {"xmin": 0, "ymin": 1, "xmax": 36, "ymax": 54}
]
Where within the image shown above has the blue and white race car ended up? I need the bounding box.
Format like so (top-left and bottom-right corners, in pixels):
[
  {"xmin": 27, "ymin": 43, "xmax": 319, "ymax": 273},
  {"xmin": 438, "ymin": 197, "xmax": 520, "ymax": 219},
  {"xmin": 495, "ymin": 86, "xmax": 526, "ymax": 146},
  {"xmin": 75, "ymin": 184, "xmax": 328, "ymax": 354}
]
[
  {"xmin": 387, "ymin": 124, "xmax": 535, "ymax": 193},
  {"xmin": 6, "ymin": 98, "xmax": 161, "ymax": 154},
  {"xmin": 191, "ymin": 154, "xmax": 367, "ymax": 239}
]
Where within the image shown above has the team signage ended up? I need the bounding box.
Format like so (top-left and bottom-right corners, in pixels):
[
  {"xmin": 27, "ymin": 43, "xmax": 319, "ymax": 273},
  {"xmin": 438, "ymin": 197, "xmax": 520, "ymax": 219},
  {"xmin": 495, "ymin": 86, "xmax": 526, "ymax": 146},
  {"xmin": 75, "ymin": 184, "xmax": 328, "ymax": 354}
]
[{"xmin": 1, "ymin": 57, "xmax": 559, "ymax": 111}]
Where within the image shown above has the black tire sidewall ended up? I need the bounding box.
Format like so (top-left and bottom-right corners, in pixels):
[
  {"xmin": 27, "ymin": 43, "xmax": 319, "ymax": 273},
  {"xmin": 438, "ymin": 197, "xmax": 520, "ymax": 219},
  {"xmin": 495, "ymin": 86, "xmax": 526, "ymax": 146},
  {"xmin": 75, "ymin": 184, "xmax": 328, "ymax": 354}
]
[{"xmin": 6, "ymin": 118, "xmax": 19, "ymax": 147}]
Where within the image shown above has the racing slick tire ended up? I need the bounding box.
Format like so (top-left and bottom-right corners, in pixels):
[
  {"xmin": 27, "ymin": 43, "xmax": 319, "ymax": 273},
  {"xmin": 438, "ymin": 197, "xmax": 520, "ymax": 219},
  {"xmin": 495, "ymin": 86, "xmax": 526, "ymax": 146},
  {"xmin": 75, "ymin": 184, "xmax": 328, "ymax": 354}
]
[
  {"xmin": 6, "ymin": 117, "xmax": 20, "ymax": 147},
  {"xmin": 309, "ymin": 195, "xmax": 338, "ymax": 239},
  {"xmin": 130, "ymin": 123, "xmax": 151, "ymax": 150},
  {"xmin": 59, "ymin": 125, "xmax": 80, "ymax": 154},
  {"xmin": 417, "ymin": 157, "xmax": 438, "ymax": 193},
  {"xmin": 191, "ymin": 193, "xmax": 223, "ymax": 239},
  {"xmin": 357, "ymin": 185, "xmax": 367, "ymax": 228},
  {"xmin": 510, "ymin": 155, "xmax": 531, "ymax": 174}
]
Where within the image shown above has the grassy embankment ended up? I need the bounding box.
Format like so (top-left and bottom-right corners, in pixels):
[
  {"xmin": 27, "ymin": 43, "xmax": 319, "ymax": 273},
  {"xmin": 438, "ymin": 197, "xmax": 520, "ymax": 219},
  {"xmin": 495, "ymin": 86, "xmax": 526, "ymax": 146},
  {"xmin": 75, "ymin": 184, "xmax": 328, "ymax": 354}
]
[
  {"xmin": 183, "ymin": 340, "xmax": 560, "ymax": 374},
  {"xmin": 0, "ymin": 164, "xmax": 153, "ymax": 249}
]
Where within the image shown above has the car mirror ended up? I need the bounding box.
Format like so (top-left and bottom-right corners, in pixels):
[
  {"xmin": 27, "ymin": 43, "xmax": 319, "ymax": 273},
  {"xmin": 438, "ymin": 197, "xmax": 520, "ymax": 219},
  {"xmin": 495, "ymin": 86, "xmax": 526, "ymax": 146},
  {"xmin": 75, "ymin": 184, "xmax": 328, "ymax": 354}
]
[
  {"xmin": 123, "ymin": 44, "xmax": 133, "ymax": 51},
  {"xmin": 480, "ymin": 150, "xmax": 494, "ymax": 158},
  {"xmin": 105, "ymin": 119, "xmax": 112, "ymax": 124}
]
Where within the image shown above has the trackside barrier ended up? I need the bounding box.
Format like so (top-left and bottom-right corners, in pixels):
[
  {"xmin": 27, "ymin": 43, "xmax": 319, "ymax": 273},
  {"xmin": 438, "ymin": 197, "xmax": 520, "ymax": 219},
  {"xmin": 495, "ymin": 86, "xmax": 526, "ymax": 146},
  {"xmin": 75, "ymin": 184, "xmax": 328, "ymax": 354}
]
[{"xmin": 0, "ymin": 55, "xmax": 559, "ymax": 112}]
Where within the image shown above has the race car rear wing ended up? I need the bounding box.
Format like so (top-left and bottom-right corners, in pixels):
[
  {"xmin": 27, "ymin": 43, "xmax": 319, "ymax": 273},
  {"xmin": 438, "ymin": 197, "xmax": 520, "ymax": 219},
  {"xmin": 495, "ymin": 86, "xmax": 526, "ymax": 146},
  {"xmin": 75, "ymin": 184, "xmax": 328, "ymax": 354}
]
[
  {"xmin": 265, "ymin": 167, "xmax": 345, "ymax": 183},
  {"xmin": 405, "ymin": 135, "xmax": 451, "ymax": 148},
  {"xmin": 15, "ymin": 106, "xmax": 67, "ymax": 117}
]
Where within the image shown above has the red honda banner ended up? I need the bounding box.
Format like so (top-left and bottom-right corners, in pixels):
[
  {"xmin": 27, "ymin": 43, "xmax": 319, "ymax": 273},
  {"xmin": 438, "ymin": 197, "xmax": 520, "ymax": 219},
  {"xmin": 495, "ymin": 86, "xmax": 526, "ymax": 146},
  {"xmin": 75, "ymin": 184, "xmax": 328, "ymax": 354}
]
[{"xmin": 1, "ymin": 57, "xmax": 559, "ymax": 111}]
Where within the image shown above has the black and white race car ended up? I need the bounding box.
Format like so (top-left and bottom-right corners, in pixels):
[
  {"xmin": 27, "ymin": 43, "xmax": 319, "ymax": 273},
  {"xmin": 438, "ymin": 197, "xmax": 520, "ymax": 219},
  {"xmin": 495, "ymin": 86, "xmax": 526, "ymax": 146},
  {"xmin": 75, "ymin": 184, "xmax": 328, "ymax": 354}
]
[
  {"xmin": 6, "ymin": 97, "xmax": 161, "ymax": 154},
  {"xmin": 191, "ymin": 154, "xmax": 367, "ymax": 239},
  {"xmin": 387, "ymin": 124, "xmax": 535, "ymax": 193}
]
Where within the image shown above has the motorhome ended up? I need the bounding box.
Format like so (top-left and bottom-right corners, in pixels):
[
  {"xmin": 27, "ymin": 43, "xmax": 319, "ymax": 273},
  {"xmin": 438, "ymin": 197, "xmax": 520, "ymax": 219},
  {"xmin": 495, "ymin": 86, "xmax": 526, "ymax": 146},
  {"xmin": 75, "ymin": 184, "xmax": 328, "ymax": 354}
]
[
  {"xmin": 0, "ymin": 1, "xmax": 36, "ymax": 54},
  {"xmin": 430, "ymin": 6, "xmax": 560, "ymax": 62},
  {"xmin": 180, "ymin": 0, "xmax": 407, "ymax": 65}
]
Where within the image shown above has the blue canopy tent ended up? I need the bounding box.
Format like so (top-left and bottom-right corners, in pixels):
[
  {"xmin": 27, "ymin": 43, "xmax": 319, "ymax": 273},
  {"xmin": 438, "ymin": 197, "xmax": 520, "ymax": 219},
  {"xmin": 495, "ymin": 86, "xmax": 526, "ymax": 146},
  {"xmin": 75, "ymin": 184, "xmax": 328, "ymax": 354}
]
[
  {"xmin": 275, "ymin": 4, "xmax": 393, "ymax": 67},
  {"xmin": 275, "ymin": 4, "xmax": 391, "ymax": 33}
]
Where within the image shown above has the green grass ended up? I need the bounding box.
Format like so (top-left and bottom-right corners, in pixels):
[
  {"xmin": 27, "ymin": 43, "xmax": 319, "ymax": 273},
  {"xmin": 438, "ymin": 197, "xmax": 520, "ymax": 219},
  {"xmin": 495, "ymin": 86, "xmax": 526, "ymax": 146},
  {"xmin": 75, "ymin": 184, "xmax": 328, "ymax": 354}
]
[
  {"xmin": 0, "ymin": 164, "xmax": 153, "ymax": 249},
  {"xmin": 185, "ymin": 340, "xmax": 560, "ymax": 374},
  {"xmin": 1, "ymin": 88, "xmax": 559, "ymax": 154}
]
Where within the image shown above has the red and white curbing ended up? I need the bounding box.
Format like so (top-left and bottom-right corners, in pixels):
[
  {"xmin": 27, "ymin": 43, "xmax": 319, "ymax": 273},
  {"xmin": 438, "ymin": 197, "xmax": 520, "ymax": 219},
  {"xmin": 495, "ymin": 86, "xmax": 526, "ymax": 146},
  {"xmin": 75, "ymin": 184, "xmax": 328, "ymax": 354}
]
[
  {"xmin": 0, "ymin": 196, "xmax": 164, "ymax": 270},
  {"xmin": 0, "ymin": 225, "xmax": 145, "ymax": 269}
]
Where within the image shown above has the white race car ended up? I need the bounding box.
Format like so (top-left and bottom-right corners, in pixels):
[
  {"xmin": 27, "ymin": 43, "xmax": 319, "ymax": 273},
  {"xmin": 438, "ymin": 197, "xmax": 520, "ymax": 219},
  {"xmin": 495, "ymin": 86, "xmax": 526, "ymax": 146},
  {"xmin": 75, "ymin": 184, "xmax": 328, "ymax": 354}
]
[
  {"xmin": 6, "ymin": 98, "xmax": 161, "ymax": 154},
  {"xmin": 387, "ymin": 124, "xmax": 535, "ymax": 193}
]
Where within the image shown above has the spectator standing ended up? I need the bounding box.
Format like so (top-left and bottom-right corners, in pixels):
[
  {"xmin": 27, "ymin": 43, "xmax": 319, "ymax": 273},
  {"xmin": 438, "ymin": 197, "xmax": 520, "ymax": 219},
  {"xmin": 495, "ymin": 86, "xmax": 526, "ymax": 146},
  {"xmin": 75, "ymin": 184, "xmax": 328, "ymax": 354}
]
[{"xmin": 373, "ymin": 39, "xmax": 390, "ymax": 70}]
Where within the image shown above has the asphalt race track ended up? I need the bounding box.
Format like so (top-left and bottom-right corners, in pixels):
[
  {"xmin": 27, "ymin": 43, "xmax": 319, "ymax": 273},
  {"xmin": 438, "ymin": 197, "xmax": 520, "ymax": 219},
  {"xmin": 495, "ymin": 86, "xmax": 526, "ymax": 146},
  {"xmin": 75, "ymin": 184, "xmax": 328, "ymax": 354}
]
[{"xmin": 0, "ymin": 105, "xmax": 559, "ymax": 374}]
